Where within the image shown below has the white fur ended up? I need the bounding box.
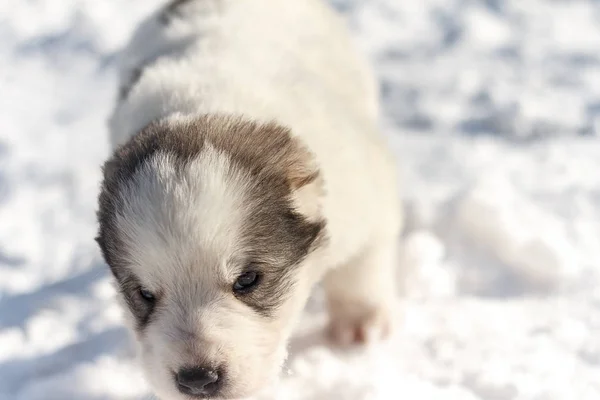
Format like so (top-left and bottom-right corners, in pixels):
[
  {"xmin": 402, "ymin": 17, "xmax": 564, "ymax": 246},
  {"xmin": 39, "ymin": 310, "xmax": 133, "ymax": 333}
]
[{"xmin": 108, "ymin": 0, "xmax": 403, "ymax": 398}]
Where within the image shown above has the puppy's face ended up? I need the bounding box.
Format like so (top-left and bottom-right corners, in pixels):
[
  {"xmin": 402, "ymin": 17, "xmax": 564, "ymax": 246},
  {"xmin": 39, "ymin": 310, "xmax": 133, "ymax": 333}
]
[{"xmin": 97, "ymin": 116, "xmax": 325, "ymax": 399}]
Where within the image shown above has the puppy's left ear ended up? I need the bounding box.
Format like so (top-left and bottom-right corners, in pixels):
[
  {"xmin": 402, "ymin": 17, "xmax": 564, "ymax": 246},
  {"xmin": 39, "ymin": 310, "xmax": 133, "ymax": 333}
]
[{"xmin": 284, "ymin": 139, "xmax": 324, "ymax": 223}]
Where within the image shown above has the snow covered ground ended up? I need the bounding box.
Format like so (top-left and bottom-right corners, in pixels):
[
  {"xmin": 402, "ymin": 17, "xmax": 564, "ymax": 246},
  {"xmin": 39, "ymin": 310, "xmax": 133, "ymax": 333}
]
[{"xmin": 1, "ymin": 0, "xmax": 600, "ymax": 399}]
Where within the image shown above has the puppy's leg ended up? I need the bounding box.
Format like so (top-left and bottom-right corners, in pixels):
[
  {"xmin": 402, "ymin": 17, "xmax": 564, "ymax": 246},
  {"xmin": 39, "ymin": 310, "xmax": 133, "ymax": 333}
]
[{"xmin": 324, "ymin": 238, "xmax": 400, "ymax": 346}]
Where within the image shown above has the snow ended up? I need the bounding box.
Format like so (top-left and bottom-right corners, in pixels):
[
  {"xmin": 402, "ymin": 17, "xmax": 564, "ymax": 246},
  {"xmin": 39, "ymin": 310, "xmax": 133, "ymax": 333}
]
[{"xmin": 1, "ymin": 0, "xmax": 600, "ymax": 399}]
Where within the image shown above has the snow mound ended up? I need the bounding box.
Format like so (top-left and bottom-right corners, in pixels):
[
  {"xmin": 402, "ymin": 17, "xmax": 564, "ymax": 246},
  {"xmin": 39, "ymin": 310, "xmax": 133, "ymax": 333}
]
[{"xmin": 456, "ymin": 176, "xmax": 579, "ymax": 289}]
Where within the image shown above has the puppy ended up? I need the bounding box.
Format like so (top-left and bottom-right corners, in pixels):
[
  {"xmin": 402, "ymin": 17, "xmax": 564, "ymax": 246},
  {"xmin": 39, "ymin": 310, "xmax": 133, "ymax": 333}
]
[{"xmin": 96, "ymin": 0, "xmax": 403, "ymax": 399}]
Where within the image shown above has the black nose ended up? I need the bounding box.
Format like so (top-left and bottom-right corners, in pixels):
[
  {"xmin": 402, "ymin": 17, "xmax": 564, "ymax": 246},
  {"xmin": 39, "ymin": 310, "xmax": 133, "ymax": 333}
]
[{"xmin": 176, "ymin": 366, "xmax": 220, "ymax": 397}]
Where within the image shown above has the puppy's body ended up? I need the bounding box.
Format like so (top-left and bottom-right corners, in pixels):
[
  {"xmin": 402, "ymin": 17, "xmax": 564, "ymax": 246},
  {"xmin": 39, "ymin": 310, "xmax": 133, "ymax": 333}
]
[
  {"xmin": 110, "ymin": 0, "xmax": 400, "ymax": 261},
  {"xmin": 99, "ymin": 0, "xmax": 402, "ymax": 399}
]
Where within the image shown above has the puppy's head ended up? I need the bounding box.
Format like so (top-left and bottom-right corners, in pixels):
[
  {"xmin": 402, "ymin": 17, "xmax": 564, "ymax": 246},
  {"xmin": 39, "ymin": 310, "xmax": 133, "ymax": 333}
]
[{"xmin": 96, "ymin": 114, "xmax": 325, "ymax": 399}]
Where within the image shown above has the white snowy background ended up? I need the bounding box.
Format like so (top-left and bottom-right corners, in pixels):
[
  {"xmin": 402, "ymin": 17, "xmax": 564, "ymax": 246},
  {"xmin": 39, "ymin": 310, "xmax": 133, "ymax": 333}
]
[{"xmin": 1, "ymin": 0, "xmax": 599, "ymax": 399}]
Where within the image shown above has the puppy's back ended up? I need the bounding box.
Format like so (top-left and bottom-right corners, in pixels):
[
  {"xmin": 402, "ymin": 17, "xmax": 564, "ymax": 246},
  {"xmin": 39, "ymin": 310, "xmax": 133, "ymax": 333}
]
[{"xmin": 109, "ymin": 0, "xmax": 377, "ymax": 146}]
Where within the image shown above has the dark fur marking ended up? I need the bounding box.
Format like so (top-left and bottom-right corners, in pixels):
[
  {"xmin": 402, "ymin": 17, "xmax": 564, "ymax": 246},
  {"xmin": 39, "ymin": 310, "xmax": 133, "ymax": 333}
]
[
  {"xmin": 96, "ymin": 114, "xmax": 326, "ymax": 322},
  {"xmin": 118, "ymin": 67, "xmax": 143, "ymax": 101},
  {"xmin": 159, "ymin": 0, "xmax": 196, "ymax": 24},
  {"xmin": 118, "ymin": 269, "xmax": 158, "ymax": 331}
]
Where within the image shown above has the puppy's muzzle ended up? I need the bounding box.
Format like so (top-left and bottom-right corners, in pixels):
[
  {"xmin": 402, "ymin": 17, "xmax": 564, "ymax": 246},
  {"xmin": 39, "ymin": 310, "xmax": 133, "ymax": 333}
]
[{"xmin": 175, "ymin": 366, "xmax": 221, "ymax": 398}]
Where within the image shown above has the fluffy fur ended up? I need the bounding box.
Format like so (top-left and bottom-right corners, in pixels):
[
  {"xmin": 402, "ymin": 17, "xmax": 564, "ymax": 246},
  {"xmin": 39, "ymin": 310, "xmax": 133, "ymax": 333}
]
[{"xmin": 97, "ymin": 0, "xmax": 403, "ymax": 399}]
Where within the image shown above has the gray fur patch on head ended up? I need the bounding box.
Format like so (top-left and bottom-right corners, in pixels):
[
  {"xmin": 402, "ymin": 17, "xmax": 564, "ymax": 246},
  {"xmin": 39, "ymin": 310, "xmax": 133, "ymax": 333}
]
[{"xmin": 96, "ymin": 114, "xmax": 326, "ymax": 324}]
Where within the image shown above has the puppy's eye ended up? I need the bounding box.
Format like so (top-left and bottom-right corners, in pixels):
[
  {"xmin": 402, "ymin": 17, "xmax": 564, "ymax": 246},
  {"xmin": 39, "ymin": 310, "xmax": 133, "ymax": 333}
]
[
  {"xmin": 233, "ymin": 271, "xmax": 260, "ymax": 294},
  {"xmin": 139, "ymin": 287, "xmax": 156, "ymax": 302}
]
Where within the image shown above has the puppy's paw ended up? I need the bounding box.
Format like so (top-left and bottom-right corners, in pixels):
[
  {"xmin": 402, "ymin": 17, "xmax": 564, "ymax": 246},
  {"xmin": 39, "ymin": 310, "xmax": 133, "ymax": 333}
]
[{"xmin": 326, "ymin": 301, "xmax": 393, "ymax": 347}]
